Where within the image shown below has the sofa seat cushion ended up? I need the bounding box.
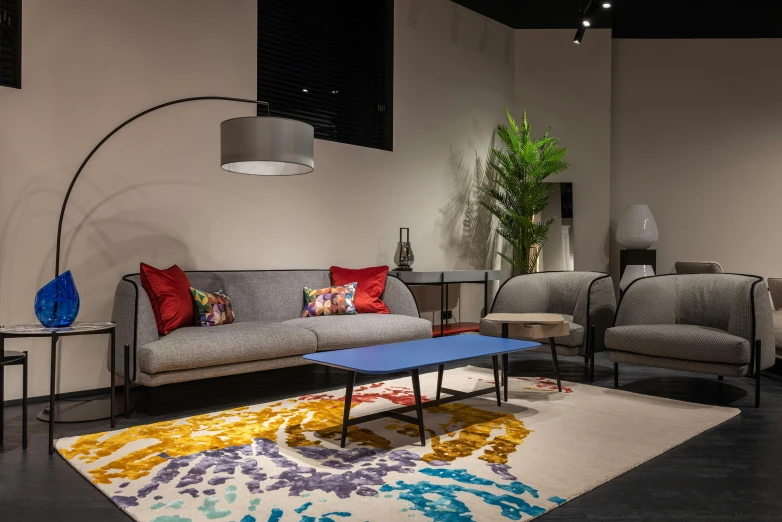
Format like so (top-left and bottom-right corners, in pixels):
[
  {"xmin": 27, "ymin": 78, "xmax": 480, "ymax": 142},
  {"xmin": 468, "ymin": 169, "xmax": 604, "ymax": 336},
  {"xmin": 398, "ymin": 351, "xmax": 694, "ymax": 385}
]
[
  {"xmin": 283, "ymin": 314, "xmax": 432, "ymax": 351},
  {"xmin": 605, "ymin": 324, "xmax": 750, "ymax": 365},
  {"xmin": 138, "ymin": 322, "xmax": 318, "ymax": 374},
  {"xmin": 479, "ymin": 314, "xmax": 584, "ymax": 347}
]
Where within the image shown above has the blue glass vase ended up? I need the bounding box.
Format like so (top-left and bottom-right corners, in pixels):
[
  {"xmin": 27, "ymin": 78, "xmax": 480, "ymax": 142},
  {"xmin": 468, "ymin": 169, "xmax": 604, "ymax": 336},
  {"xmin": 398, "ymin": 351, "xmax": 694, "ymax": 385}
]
[{"xmin": 35, "ymin": 270, "xmax": 80, "ymax": 328}]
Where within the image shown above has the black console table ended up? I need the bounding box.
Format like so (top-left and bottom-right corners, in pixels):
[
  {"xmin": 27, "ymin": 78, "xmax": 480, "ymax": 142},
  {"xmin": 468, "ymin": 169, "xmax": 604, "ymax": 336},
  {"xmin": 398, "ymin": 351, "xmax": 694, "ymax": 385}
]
[{"xmin": 389, "ymin": 270, "xmax": 502, "ymax": 337}]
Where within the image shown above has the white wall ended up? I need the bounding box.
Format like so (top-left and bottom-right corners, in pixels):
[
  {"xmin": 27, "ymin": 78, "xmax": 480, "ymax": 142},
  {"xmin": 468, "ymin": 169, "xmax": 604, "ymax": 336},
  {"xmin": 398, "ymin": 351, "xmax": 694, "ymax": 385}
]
[
  {"xmin": 0, "ymin": 0, "xmax": 515, "ymax": 399},
  {"xmin": 515, "ymin": 30, "xmax": 613, "ymax": 273},
  {"xmin": 611, "ymin": 39, "xmax": 782, "ymax": 279}
]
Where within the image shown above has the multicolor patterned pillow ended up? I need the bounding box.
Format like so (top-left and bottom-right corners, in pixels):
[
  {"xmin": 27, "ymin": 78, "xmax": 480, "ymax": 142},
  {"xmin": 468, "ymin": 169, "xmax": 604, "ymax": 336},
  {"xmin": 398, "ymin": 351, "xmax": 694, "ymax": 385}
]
[
  {"xmin": 190, "ymin": 287, "xmax": 235, "ymax": 326},
  {"xmin": 302, "ymin": 283, "xmax": 357, "ymax": 317}
]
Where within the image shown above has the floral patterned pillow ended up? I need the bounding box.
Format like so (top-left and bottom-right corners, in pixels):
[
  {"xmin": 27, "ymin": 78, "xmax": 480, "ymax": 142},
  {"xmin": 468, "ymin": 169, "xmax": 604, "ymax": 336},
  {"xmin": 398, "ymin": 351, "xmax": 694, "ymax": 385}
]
[
  {"xmin": 302, "ymin": 282, "xmax": 357, "ymax": 317},
  {"xmin": 190, "ymin": 288, "xmax": 235, "ymax": 326}
]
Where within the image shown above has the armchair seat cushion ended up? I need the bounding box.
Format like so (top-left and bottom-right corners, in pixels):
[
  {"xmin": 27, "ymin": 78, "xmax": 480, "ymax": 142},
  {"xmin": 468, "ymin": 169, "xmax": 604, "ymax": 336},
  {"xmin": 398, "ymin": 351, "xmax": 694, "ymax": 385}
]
[
  {"xmin": 479, "ymin": 314, "xmax": 584, "ymax": 348},
  {"xmin": 138, "ymin": 322, "xmax": 318, "ymax": 374},
  {"xmin": 605, "ymin": 324, "xmax": 751, "ymax": 365},
  {"xmin": 283, "ymin": 314, "xmax": 432, "ymax": 351}
]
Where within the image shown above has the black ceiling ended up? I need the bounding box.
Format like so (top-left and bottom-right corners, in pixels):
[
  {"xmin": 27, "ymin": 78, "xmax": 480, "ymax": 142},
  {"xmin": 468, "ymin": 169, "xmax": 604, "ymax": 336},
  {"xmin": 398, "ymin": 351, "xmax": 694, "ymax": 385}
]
[{"xmin": 450, "ymin": 0, "xmax": 782, "ymax": 38}]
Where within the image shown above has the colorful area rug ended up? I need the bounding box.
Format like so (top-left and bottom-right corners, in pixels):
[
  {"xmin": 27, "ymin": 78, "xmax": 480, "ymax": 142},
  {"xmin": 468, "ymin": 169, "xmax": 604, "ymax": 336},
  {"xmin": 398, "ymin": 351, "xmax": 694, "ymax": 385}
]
[{"xmin": 56, "ymin": 366, "xmax": 739, "ymax": 522}]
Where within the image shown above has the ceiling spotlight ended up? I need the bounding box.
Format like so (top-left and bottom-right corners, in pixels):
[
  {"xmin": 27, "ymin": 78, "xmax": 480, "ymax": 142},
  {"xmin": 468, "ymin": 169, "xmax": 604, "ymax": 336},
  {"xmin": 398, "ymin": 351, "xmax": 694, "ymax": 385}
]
[
  {"xmin": 582, "ymin": 19, "xmax": 591, "ymax": 27},
  {"xmin": 602, "ymin": 2, "xmax": 611, "ymax": 7},
  {"xmin": 574, "ymin": 26, "xmax": 585, "ymax": 44},
  {"xmin": 302, "ymin": 88, "xmax": 308, "ymax": 93}
]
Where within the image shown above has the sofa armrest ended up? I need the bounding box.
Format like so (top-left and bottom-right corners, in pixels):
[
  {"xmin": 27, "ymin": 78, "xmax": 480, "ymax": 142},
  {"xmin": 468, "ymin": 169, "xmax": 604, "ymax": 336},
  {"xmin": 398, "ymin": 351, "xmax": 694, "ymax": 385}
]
[
  {"xmin": 614, "ymin": 276, "xmax": 677, "ymax": 327},
  {"xmin": 382, "ymin": 276, "xmax": 420, "ymax": 318},
  {"xmin": 110, "ymin": 275, "xmax": 160, "ymax": 380}
]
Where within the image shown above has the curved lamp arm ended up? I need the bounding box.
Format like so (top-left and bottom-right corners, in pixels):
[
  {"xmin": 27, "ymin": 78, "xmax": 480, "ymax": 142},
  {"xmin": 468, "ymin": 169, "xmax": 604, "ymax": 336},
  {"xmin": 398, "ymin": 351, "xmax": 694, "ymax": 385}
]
[{"xmin": 54, "ymin": 96, "xmax": 269, "ymax": 278}]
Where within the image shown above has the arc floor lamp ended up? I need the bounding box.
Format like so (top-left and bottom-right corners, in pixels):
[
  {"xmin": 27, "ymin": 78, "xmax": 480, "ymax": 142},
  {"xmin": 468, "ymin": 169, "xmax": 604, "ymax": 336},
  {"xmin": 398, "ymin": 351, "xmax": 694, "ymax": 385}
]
[
  {"xmin": 35, "ymin": 96, "xmax": 315, "ymax": 328},
  {"xmin": 32, "ymin": 95, "xmax": 314, "ymax": 421}
]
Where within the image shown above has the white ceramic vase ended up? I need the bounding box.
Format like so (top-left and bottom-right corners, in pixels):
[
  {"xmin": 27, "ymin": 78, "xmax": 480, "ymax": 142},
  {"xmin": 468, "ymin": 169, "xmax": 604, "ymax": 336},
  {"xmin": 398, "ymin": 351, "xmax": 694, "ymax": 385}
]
[{"xmin": 616, "ymin": 204, "xmax": 659, "ymax": 250}]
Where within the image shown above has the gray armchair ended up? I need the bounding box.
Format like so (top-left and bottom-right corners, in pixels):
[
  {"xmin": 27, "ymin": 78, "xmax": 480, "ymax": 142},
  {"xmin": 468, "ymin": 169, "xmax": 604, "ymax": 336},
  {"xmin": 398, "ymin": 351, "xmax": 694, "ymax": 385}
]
[
  {"xmin": 606, "ymin": 274, "xmax": 774, "ymax": 407},
  {"xmin": 479, "ymin": 271, "xmax": 616, "ymax": 382}
]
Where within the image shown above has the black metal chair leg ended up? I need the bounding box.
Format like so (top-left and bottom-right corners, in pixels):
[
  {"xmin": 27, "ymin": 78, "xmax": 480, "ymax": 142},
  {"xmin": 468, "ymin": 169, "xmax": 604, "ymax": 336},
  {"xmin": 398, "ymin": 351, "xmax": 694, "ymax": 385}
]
[
  {"xmin": 436, "ymin": 364, "xmax": 444, "ymax": 401},
  {"xmin": 589, "ymin": 325, "xmax": 596, "ymax": 384},
  {"xmin": 755, "ymin": 339, "xmax": 761, "ymax": 408},
  {"xmin": 549, "ymin": 337, "xmax": 562, "ymax": 392},
  {"xmin": 110, "ymin": 331, "xmax": 116, "ymax": 429},
  {"xmin": 22, "ymin": 351, "xmax": 28, "ymax": 450},
  {"xmin": 613, "ymin": 362, "xmax": 619, "ymax": 389},
  {"xmin": 410, "ymin": 369, "xmax": 426, "ymax": 446},
  {"xmin": 717, "ymin": 375, "xmax": 723, "ymax": 381},
  {"xmin": 491, "ymin": 356, "xmax": 502, "ymax": 406},
  {"xmin": 340, "ymin": 371, "xmax": 356, "ymax": 448}
]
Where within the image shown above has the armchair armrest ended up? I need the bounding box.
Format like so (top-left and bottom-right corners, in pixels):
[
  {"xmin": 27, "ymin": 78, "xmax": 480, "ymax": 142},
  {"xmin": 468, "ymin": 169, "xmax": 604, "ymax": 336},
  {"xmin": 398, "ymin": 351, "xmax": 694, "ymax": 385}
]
[
  {"xmin": 768, "ymin": 278, "xmax": 782, "ymax": 310},
  {"xmin": 582, "ymin": 275, "xmax": 616, "ymax": 352},
  {"xmin": 728, "ymin": 278, "xmax": 775, "ymax": 371}
]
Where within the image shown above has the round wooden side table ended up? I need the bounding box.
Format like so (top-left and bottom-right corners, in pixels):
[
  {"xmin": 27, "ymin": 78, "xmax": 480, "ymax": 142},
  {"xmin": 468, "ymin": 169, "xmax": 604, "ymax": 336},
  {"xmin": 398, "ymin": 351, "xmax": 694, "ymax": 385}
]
[{"xmin": 483, "ymin": 313, "xmax": 569, "ymax": 396}]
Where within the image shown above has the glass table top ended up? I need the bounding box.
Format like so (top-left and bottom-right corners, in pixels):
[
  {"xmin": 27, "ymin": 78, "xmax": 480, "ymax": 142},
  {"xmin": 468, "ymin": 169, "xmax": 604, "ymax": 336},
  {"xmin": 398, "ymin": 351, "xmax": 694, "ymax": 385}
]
[{"xmin": 0, "ymin": 322, "xmax": 115, "ymax": 335}]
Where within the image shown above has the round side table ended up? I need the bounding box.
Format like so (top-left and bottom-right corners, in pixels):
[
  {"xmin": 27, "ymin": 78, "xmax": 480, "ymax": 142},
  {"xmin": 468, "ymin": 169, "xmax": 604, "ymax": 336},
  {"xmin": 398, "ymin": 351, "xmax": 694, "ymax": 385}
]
[
  {"xmin": 0, "ymin": 322, "xmax": 121, "ymax": 455},
  {"xmin": 0, "ymin": 349, "xmax": 27, "ymax": 450},
  {"xmin": 483, "ymin": 313, "xmax": 569, "ymax": 397}
]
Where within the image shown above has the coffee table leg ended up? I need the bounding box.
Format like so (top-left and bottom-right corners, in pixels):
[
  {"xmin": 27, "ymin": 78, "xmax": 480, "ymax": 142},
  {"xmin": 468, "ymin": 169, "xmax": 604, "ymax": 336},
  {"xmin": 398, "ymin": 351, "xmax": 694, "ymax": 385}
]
[
  {"xmin": 436, "ymin": 364, "xmax": 444, "ymax": 401},
  {"xmin": 491, "ymin": 356, "xmax": 502, "ymax": 406},
  {"xmin": 410, "ymin": 369, "xmax": 426, "ymax": 446},
  {"xmin": 340, "ymin": 371, "xmax": 356, "ymax": 448},
  {"xmin": 501, "ymin": 323, "xmax": 509, "ymax": 385},
  {"xmin": 502, "ymin": 353, "xmax": 509, "ymax": 402},
  {"xmin": 549, "ymin": 337, "xmax": 562, "ymax": 392}
]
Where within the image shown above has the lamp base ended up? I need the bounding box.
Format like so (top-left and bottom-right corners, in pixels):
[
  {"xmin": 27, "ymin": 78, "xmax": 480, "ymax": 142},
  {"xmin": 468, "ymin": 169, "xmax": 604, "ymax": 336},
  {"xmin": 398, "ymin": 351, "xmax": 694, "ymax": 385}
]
[
  {"xmin": 394, "ymin": 266, "xmax": 413, "ymax": 272},
  {"xmin": 36, "ymin": 397, "xmax": 132, "ymax": 423}
]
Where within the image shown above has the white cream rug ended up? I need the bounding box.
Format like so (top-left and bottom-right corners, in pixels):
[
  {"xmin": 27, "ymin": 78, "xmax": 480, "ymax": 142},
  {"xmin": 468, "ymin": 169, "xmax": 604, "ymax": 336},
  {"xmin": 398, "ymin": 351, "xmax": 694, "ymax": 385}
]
[{"xmin": 56, "ymin": 366, "xmax": 739, "ymax": 522}]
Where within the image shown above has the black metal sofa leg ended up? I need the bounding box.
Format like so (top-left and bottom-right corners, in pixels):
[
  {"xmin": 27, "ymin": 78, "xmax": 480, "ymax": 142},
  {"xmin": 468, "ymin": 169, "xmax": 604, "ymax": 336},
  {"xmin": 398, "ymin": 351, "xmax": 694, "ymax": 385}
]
[{"xmin": 755, "ymin": 339, "xmax": 761, "ymax": 408}]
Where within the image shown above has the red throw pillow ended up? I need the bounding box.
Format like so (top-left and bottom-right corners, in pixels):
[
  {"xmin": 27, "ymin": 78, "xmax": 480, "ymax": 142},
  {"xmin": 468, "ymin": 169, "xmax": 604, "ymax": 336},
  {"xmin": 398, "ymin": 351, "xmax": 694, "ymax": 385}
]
[
  {"xmin": 140, "ymin": 263, "xmax": 194, "ymax": 335},
  {"xmin": 330, "ymin": 265, "xmax": 390, "ymax": 314}
]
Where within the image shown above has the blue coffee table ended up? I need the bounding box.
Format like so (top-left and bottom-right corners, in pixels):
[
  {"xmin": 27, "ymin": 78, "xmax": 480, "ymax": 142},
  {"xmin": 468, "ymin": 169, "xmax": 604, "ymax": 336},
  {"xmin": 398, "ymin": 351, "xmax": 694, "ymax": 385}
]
[{"xmin": 303, "ymin": 335, "xmax": 540, "ymax": 448}]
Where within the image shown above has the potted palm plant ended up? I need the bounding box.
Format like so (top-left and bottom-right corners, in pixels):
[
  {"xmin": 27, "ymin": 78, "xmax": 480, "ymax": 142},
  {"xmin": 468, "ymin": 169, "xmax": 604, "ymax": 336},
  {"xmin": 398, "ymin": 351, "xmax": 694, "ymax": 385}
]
[{"xmin": 480, "ymin": 109, "xmax": 569, "ymax": 275}]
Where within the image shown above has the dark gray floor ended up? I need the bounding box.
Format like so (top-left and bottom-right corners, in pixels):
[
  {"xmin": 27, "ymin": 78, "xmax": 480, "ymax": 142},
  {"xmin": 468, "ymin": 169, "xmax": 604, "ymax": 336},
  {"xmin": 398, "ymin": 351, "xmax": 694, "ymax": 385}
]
[{"xmin": 1, "ymin": 352, "xmax": 781, "ymax": 521}]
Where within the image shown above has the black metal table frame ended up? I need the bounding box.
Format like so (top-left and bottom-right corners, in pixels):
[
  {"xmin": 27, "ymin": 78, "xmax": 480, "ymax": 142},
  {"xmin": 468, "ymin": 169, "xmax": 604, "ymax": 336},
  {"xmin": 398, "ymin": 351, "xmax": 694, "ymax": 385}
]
[
  {"xmin": 0, "ymin": 349, "xmax": 28, "ymax": 450},
  {"xmin": 338, "ymin": 355, "xmax": 507, "ymax": 448},
  {"xmin": 400, "ymin": 272, "xmax": 492, "ymax": 337},
  {"xmin": 0, "ymin": 325, "xmax": 127, "ymax": 455},
  {"xmin": 497, "ymin": 322, "xmax": 563, "ymax": 395}
]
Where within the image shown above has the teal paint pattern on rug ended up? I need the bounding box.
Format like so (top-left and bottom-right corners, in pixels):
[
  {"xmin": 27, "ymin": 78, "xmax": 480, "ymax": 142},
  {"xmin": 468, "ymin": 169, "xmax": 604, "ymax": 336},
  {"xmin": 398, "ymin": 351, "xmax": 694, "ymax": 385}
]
[{"xmin": 56, "ymin": 367, "xmax": 739, "ymax": 521}]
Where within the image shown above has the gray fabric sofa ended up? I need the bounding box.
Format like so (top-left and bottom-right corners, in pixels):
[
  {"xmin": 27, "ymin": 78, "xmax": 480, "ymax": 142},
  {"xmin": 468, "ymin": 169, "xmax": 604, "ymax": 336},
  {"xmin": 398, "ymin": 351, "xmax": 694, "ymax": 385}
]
[
  {"xmin": 606, "ymin": 273, "xmax": 774, "ymax": 406},
  {"xmin": 110, "ymin": 270, "xmax": 431, "ymax": 387},
  {"xmin": 478, "ymin": 271, "xmax": 616, "ymax": 382}
]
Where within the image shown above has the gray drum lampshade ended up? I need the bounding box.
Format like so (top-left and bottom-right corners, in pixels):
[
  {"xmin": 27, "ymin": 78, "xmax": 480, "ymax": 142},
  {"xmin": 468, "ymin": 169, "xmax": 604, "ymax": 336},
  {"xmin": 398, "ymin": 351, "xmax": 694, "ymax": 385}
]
[{"xmin": 220, "ymin": 117, "xmax": 314, "ymax": 176}]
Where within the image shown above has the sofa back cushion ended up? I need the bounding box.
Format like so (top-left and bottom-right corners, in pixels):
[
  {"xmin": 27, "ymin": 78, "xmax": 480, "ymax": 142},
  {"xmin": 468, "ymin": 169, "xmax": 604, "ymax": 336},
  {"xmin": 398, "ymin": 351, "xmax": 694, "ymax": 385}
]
[{"xmin": 185, "ymin": 270, "xmax": 331, "ymax": 323}]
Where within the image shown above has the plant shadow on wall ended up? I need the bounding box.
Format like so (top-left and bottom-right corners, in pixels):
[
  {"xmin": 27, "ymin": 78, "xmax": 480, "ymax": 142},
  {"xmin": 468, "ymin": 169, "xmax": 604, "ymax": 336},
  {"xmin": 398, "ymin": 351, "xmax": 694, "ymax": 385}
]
[{"xmin": 442, "ymin": 109, "xmax": 569, "ymax": 275}]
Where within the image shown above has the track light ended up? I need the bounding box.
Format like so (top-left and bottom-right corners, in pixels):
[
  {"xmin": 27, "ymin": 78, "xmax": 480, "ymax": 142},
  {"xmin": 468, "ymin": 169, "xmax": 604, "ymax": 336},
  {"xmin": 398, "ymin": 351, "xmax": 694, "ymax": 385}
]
[
  {"xmin": 582, "ymin": 19, "xmax": 591, "ymax": 27},
  {"xmin": 574, "ymin": 26, "xmax": 585, "ymax": 44},
  {"xmin": 602, "ymin": 2, "xmax": 611, "ymax": 7}
]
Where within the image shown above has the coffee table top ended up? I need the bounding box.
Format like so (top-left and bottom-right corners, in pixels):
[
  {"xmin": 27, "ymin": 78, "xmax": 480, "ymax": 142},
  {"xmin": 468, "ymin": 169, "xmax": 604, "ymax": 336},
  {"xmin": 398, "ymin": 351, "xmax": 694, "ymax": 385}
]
[
  {"xmin": 303, "ymin": 335, "xmax": 540, "ymax": 374},
  {"xmin": 484, "ymin": 313, "xmax": 565, "ymax": 325}
]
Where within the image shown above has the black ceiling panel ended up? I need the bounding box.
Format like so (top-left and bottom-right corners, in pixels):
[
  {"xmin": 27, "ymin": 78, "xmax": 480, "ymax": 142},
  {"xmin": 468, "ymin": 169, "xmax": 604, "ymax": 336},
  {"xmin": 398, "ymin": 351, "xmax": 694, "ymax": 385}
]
[{"xmin": 450, "ymin": 0, "xmax": 782, "ymax": 38}]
